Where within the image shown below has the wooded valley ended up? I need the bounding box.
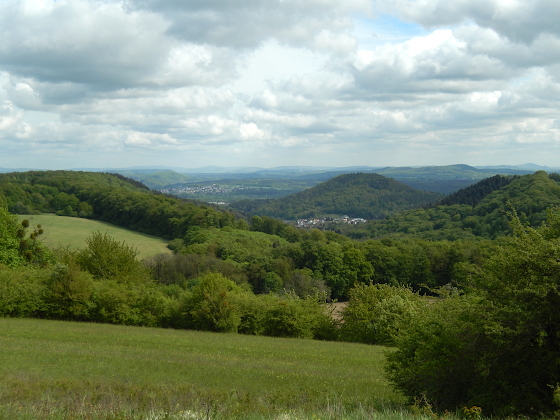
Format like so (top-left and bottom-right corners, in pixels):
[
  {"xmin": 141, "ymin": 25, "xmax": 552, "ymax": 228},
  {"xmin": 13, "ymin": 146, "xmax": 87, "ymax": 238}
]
[{"xmin": 2, "ymin": 169, "xmax": 560, "ymax": 416}]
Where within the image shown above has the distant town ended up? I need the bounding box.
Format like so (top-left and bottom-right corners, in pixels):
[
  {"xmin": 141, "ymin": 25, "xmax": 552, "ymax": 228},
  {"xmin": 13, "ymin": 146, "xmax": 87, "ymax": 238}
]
[
  {"xmin": 161, "ymin": 184, "xmax": 237, "ymax": 195},
  {"xmin": 292, "ymin": 216, "xmax": 367, "ymax": 229}
]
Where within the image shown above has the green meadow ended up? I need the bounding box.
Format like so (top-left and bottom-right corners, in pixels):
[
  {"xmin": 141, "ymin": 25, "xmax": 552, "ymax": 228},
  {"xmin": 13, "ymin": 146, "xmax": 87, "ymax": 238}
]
[
  {"xmin": 0, "ymin": 318, "xmax": 408, "ymax": 420},
  {"xmin": 17, "ymin": 214, "xmax": 171, "ymax": 259}
]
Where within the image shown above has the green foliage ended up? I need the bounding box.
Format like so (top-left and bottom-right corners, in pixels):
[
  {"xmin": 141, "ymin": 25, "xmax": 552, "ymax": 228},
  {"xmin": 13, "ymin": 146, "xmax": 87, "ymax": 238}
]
[
  {"xmin": 18, "ymin": 220, "xmax": 52, "ymax": 266},
  {"xmin": 89, "ymin": 279, "xmax": 175, "ymax": 327},
  {"xmin": 260, "ymin": 292, "xmax": 335, "ymax": 339},
  {"xmin": 145, "ymin": 252, "xmax": 247, "ymax": 287},
  {"xmin": 385, "ymin": 294, "xmax": 489, "ymax": 412},
  {"xmin": 42, "ymin": 262, "xmax": 94, "ymax": 320},
  {"xmin": 386, "ymin": 208, "xmax": 560, "ymax": 415},
  {"xmin": 0, "ymin": 207, "xmax": 24, "ymax": 267},
  {"xmin": 184, "ymin": 227, "xmax": 287, "ymax": 262},
  {"xmin": 0, "ymin": 170, "xmax": 237, "ymax": 239},
  {"xmin": 282, "ymin": 268, "xmax": 330, "ymax": 298},
  {"xmin": 0, "ymin": 265, "xmax": 48, "ymax": 316},
  {"xmin": 231, "ymin": 173, "xmax": 442, "ymax": 220},
  {"xmin": 76, "ymin": 231, "xmax": 150, "ymax": 283},
  {"xmin": 435, "ymin": 175, "xmax": 515, "ymax": 207},
  {"xmin": 250, "ymin": 215, "xmax": 303, "ymax": 242},
  {"xmin": 340, "ymin": 283, "xmax": 426, "ymax": 345},
  {"xmin": 355, "ymin": 171, "xmax": 560, "ymax": 241},
  {"xmin": 0, "ymin": 208, "xmax": 51, "ymax": 267},
  {"xmin": 183, "ymin": 272, "xmax": 243, "ymax": 332}
]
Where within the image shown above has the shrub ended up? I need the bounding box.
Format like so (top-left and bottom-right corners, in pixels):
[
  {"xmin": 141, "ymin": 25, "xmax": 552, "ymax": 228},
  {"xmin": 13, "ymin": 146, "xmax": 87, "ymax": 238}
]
[
  {"xmin": 233, "ymin": 291, "xmax": 271, "ymax": 335},
  {"xmin": 0, "ymin": 265, "xmax": 48, "ymax": 317},
  {"xmin": 42, "ymin": 262, "xmax": 94, "ymax": 320},
  {"xmin": 89, "ymin": 280, "xmax": 172, "ymax": 327},
  {"xmin": 261, "ymin": 293, "xmax": 335, "ymax": 339},
  {"xmin": 340, "ymin": 283, "xmax": 426, "ymax": 345},
  {"xmin": 182, "ymin": 272, "xmax": 243, "ymax": 333},
  {"xmin": 0, "ymin": 207, "xmax": 25, "ymax": 268},
  {"xmin": 385, "ymin": 209, "xmax": 560, "ymax": 415},
  {"xmin": 385, "ymin": 294, "xmax": 490, "ymax": 411},
  {"xmin": 77, "ymin": 232, "xmax": 150, "ymax": 283}
]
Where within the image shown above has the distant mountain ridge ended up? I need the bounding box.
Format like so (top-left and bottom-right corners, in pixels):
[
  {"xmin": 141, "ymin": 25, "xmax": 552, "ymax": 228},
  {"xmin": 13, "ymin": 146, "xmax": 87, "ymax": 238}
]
[
  {"xmin": 2, "ymin": 163, "xmax": 557, "ymax": 175},
  {"xmin": 2, "ymin": 164, "xmax": 553, "ymax": 200},
  {"xmin": 229, "ymin": 173, "xmax": 443, "ymax": 220}
]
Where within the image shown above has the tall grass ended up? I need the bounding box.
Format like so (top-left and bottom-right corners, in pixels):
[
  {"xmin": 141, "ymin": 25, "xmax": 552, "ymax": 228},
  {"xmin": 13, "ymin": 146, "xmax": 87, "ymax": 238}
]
[{"xmin": 0, "ymin": 318, "xmax": 404, "ymax": 420}]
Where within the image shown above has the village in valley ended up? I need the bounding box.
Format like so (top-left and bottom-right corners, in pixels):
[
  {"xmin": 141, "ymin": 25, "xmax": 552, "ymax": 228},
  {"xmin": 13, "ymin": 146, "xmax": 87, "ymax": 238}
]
[{"xmin": 293, "ymin": 216, "xmax": 367, "ymax": 229}]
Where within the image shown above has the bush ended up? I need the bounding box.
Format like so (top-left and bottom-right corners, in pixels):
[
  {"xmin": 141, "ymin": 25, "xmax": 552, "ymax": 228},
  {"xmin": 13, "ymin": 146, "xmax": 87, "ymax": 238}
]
[
  {"xmin": 42, "ymin": 262, "xmax": 94, "ymax": 320},
  {"xmin": 261, "ymin": 293, "xmax": 336, "ymax": 339},
  {"xmin": 182, "ymin": 273, "xmax": 243, "ymax": 333},
  {"xmin": 0, "ymin": 265, "xmax": 48, "ymax": 317},
  {"xmin": 385, "ymin": 209, "xmax": 560, "ymax": 415},
  {"xmin": 77, "ymin": 232, "xmax": 150, "ymax": 283},
  {"xmin": 340, "ymin": 283, "xmax": 426, "ymax": 345},
  {"xmin": 89, "ymin": 280, "xmax": 173, "ymax": 327},
  {"xmin": 233, "ymin": 291, "xmax": 271, "ymax": 335},
  {"xmin": 385, "ymin": 294, "xmax": 490, "ymax": 411},
  {"xmin": 0, "ymin": 207, "xmax": 25, "ymax": 267}
]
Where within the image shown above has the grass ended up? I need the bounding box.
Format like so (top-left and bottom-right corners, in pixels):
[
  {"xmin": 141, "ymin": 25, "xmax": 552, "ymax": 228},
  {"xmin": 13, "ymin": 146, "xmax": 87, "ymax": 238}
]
[
  {"xmin": 0, "ymin": 317, "xmax": 405, "ymax": 419},
  {"xmin": 17, "ymin": 214, "xmax": 171, "ymax": 259}
]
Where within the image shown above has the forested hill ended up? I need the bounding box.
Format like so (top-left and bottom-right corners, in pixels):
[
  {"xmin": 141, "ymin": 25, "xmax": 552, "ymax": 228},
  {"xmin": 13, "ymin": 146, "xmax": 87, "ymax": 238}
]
[
  {"xmin": 229, "ymin": 173, "xmax": 443, "ymax": 220},
  {"xmin": 0, "ymin": 170, "xmax": 238, "ymax": 239},
  {"xmin": 433, "ymin": 174, "xmax": 516, "ymax": 207},
  {"xmin": 348, "ymin": 171, "xmax": 560, "ymax": 240}
]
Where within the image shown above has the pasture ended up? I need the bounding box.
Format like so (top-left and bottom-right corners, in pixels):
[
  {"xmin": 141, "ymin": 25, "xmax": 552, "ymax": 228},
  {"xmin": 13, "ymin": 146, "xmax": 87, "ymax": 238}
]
[
  {"xmin": 0, "ymin": 318, "xmax": 404, "ymax": 420},
  {"xmin": 17, "ymin": 214, "xmax": 171, "ymax": 259}
]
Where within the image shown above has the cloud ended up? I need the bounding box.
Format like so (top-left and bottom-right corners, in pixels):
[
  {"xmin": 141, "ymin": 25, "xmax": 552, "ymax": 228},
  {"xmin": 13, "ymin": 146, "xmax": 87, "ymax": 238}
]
[
  {"xmin": 0, "ymin": 0, "xmax": 560, "ymax": 169},
  {"xmin": 350, "ymin": 29, "xmax": 515, "ymax": 98},
  {"xmin": 380, "ymin": 0, "xmax": 560, "ymax": 44},
  {"xmin": 0, "ymin": 101, "xmax": 24, "ymax": 132},
  {"xmin": 0, "ymin": 0, "xmax": 237, "ymax": 96},
  {"xmin": 0, "ymin": 1, "xmax": 169, "ymax": 87},
  {"xmin": 129, "ymin": 0, "xmax": 367, "ymax": 52}
]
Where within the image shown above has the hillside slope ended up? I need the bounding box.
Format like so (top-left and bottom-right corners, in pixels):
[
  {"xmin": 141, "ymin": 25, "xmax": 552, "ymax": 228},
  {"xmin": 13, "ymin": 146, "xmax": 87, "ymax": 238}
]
[
  {"xmin": 434, "ymin": 174, "xmax": 516, "ymax": 207},
  {"xmin": 0, "ymin": 170, "xmax": 237, "ymax": 239},
  {"xmin": 349, "ymin": 171, "xmax": 560, "ymax": 240},
  {"xmin": 229, "ymin": 173, "xmax": 443, "ymax": 220}
]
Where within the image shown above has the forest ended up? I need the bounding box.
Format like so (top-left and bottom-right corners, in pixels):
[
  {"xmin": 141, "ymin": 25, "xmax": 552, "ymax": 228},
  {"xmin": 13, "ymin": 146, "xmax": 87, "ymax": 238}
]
[
  {"xmin": 2, "ymin": 169, "xmax": 560, "ymax": 416},
  {"xmin": 229, "ymin": 173, "xmax": 443, "ymax": 220}
]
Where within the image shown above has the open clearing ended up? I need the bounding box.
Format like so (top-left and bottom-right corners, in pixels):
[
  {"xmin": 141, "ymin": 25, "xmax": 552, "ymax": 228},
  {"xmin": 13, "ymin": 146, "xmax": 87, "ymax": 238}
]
[
  {"xmin": 18, "ymin": 214, "xmax": 171, "ymax": 259},
  {"xmin": 0, "ymin": 318, "xmax": 402, "ymax": 419}
]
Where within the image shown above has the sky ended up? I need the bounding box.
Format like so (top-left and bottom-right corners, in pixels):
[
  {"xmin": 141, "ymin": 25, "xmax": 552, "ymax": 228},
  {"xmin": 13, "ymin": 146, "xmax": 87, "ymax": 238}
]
[{"xmin": 1, "ymin": 0, "xmax": 560, "ymax": 170}]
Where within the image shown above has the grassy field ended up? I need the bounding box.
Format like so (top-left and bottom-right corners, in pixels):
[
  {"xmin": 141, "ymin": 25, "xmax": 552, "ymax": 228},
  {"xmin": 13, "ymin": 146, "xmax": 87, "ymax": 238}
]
[
  {"xmin": 0, "ymin": 318, "xmax": 409, "ymax": 420},
  {"xmin": 17, "ymin": 214, "xmax": 171, "ymax": 259}
]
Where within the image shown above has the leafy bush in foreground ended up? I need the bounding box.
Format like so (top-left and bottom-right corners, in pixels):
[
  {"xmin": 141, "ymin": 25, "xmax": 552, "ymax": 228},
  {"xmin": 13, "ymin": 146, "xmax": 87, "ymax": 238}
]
[
  {"xmin": 0, "ymin": 265, "xmax": 48, "ymax": 317},
  {"xmin": 386, "ymin": 209, "xmax": 560, "ymax": 415},
  {"xmin": 340, "ymin": 283, "xmax": 426, "ymax": 345}
]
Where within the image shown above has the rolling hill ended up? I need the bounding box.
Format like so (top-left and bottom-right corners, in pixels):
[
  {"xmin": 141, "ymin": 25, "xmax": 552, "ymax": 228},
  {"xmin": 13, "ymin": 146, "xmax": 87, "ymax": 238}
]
[
  {"xmin": 229, "ymin": 173, "xmax": 443, "ymax": 220},
  {"xmin": 348, "ymin": 171, "xmax": 560, "ymax": 240},
  {"xmin": 0, "ymin": 170, "xmax": 237, "ymax": 240}
]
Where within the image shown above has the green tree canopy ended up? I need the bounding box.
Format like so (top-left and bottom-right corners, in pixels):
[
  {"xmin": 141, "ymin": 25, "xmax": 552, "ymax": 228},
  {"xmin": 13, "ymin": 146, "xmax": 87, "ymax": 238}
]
[
  {"xmin": 386, "ymin": 208, "xmax": 560, "ymax": 415},
  {"xmin": 0, "ymin": 207, "xmax": 25, "ymax": 267}
]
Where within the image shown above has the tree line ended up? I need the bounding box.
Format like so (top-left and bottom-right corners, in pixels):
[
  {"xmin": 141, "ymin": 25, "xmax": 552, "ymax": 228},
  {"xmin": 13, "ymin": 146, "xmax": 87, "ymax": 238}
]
[{"xmin": 3, "ymin": 170, "xmax": 560, "ymax": 415}]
